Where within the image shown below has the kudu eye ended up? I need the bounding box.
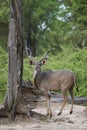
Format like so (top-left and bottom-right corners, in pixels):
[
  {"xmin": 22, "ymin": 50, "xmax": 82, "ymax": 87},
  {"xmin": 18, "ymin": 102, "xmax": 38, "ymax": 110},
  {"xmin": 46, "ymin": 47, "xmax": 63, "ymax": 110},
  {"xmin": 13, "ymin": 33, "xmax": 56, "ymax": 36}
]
[
  {"xmin": 29, "ymin": 60, "xmax": 33, "ymax": 65},
  {"xmin": 42, "ymin": 60, "xmax": 46, "ymax": 65}
]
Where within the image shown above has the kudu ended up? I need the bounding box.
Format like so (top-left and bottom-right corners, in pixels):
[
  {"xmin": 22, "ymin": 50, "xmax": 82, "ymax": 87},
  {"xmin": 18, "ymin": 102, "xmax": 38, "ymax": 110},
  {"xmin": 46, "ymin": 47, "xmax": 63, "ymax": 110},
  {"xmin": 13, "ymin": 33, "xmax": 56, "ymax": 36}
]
[{"xmin": 26, "ymin": 47, "xmax": 78, "ymax": 118}]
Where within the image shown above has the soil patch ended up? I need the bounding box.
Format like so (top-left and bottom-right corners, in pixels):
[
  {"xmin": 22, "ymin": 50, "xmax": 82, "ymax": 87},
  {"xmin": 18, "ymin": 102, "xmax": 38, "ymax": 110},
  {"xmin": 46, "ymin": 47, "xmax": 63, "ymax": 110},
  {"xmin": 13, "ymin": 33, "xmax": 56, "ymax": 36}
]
[{"xmin": 0, "ymin": 102, "xmax": 87, "ymax": 130}]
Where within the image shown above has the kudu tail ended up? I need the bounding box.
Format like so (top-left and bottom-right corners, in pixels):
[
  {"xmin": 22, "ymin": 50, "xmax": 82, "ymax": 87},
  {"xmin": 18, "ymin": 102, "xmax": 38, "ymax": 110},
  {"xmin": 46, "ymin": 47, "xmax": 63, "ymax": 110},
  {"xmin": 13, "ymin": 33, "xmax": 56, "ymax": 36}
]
[
  {"xmin": 75, "ymin": 82, "xmax": 79, "ymax": 92},
  {"xmin": 74, "ymin": 75, "xmax": 79, "ymax": 93}
]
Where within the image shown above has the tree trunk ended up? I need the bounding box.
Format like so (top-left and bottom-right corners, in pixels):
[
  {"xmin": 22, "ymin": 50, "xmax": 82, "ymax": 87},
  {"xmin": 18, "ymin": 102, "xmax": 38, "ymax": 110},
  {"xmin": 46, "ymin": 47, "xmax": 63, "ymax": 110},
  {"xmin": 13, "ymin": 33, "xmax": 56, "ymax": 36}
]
[{"xmin": 5, "ymin": 0, "xmax": 23, "ymax": 121}]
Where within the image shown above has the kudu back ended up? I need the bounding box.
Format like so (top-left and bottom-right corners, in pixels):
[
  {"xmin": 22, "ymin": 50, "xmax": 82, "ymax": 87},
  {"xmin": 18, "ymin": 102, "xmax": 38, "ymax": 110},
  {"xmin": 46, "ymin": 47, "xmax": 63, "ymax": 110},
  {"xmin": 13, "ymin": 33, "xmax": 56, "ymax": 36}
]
[{"xmin": 26, "ymin": 47, "xmax": 78, "ymax": 118}]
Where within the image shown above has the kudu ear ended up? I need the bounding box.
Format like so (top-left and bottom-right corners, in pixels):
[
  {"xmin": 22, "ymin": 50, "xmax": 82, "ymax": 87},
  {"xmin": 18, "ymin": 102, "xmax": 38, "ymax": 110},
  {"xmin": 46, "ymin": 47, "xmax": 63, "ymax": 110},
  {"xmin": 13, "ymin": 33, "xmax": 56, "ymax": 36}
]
[
  {"xmin": 40, "ymin": 58, "xmax": 47, "ymax": 65},
  {"xmin": 29, "ymin": 60, "xmax": 36, "ymax": 65}
]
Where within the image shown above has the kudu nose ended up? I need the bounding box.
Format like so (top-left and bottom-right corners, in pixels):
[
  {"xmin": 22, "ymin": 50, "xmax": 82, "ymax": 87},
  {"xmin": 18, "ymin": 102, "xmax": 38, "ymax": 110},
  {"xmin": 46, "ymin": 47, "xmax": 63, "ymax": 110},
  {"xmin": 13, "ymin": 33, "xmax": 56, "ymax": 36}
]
[{"xmin": 35, "ymin": 64, "xmax": 41, "ymax": 72}]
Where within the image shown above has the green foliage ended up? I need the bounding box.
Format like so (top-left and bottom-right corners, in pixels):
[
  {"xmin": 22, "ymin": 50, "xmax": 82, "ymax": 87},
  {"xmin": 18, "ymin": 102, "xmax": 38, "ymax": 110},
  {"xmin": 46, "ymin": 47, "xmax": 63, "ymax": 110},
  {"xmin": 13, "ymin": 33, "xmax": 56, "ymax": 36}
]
[
  {"xmin": 23, "ymin": 0, "xmax": 61, "ymax": 55},
  {"xmin": 69, "ymin": 27, "xmax": 87, "ymax": 48},
  {"xmin": 0, "ymin": 24, "xmax": 8, "ymax": 50},
  {"xmin": 0, "ymin": 0, "xmax": 87, "ymax": 52},
  {"xmin": 23, "ymin": 59, "xmax": 33, "ymax": 81},
  {"xmin": 23, "ymin": 0, "xmax": 87, "ymax": 54},
  {"xmin": 0, "ymin": 46, "xmax": 8, "ymax": 103},
  {"xmin": 0, "ymin": 0, "xmax": 9, "ymax": 24},
  {"xmin": 61, "ymin": 0, "xmax": 87, "ymax": 48}
]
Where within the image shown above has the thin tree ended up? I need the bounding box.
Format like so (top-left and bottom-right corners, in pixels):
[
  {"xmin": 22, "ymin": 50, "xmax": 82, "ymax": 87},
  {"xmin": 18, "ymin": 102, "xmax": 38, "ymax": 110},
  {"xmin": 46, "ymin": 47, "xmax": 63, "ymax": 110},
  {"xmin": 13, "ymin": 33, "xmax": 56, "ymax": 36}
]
[{"xmin": 4, "ymin": 0, "xmax": 23, "ymax": 121}]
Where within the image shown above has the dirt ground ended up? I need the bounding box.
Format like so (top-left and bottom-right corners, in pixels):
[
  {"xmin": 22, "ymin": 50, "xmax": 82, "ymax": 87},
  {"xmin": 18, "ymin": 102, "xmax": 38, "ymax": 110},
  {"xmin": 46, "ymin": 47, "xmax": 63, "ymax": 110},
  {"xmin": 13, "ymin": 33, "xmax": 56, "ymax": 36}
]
[{"xmin": 0, "ymin": 102, "xmax": 87, "ymax": 130}]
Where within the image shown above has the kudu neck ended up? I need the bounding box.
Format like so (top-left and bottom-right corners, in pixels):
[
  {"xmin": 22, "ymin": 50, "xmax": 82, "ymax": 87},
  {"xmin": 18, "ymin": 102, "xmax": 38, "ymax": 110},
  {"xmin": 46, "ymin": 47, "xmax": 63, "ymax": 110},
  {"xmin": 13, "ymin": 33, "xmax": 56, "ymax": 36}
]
[
  {"xmin": 34, "ymin": 69, "xmax": 42, "ymax": 81},
  {"xmin": 33, "ymin": 68, "xmax": 42, "ymax": 89}
]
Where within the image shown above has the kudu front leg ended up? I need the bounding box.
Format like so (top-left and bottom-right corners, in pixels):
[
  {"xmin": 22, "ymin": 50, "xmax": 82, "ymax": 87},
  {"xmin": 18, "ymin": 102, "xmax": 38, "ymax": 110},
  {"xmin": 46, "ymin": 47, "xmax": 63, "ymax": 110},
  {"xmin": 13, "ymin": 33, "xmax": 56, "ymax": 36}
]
[{"xmin": 46, "ymin": 93, "xmax": 52, "ymax": 118}]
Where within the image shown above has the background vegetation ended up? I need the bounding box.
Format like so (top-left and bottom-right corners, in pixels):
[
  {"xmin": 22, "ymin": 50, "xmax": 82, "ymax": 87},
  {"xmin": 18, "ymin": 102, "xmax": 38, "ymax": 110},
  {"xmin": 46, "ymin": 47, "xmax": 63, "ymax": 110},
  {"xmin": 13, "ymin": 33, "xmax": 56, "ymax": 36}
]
[{"xmin": 0, "ymin": 0, "xmax": 87, "ymax": 103}]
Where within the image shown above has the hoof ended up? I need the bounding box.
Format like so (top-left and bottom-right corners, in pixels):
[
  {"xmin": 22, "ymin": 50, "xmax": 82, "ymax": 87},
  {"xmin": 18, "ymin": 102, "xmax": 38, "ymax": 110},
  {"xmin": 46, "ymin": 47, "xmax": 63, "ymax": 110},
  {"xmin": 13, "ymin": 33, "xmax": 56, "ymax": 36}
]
[
  {"xmin": 49, "ymin": 115, "xmax": 52, "ymax": 119},
  {"xmin": 46, "ymin": 113, "xmax": 52, "ymax": 119},
  {"xmin": 47, "ymin": 115, "xmax": 52, "ymax": 119},
  {"xmin": 69, "ymin": 111, "xmax": 73, "ymax": 114},
  {"xmin": 57, "ymin": 112, "xmax": 61, "ymax": 116}
]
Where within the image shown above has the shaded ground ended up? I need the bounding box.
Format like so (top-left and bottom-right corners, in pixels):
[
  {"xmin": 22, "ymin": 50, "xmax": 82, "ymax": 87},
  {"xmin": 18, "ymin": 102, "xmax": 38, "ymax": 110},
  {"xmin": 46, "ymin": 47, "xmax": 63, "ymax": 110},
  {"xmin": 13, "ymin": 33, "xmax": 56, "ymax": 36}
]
[{"xmin": 0, "ymin": 101, "xmax": 87, "ymax": 130}]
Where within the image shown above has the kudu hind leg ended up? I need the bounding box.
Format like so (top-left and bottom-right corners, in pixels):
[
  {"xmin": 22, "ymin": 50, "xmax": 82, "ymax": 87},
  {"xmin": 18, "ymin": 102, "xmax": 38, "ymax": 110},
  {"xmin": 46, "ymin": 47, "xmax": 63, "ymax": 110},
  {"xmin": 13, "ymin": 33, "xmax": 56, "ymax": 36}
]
[
  {"xmin": 58, "ymin": 91, "xmax": 67, "ymax": 116},
  {"xmin": 69, "ymin": 88, "xmax": 74, "ymax": 114}
]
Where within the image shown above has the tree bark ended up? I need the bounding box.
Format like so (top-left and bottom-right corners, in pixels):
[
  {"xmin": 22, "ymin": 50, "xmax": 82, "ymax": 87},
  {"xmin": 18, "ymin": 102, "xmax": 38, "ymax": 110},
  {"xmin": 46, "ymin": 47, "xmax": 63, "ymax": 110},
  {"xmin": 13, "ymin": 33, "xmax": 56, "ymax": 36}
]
[
  {"xmin": 5, "ymin": 0, "xmax": 23, "ymax": 121},
  {"xmin": 1, "ymin": 81, "xmax": 44, "ymax": 119}
]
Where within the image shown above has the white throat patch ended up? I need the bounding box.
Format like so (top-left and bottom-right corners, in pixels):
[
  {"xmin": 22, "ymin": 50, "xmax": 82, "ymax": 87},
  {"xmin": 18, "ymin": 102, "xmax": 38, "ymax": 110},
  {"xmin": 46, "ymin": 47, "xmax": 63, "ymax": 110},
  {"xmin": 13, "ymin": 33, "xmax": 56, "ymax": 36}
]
[{"xmin": 33, "ymin": 69, "xmax": 37, "ymax": 79}]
